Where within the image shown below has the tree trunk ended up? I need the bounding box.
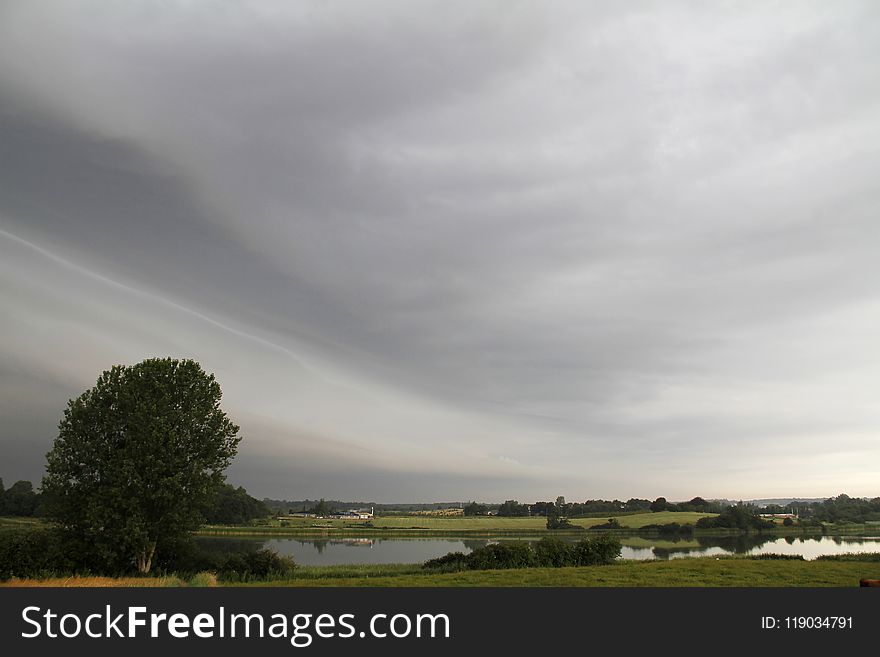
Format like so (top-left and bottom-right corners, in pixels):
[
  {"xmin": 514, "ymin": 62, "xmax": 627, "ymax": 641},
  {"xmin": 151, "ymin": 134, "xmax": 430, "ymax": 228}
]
[{"xmin": 135, "ymin": 540, "xmax": 158, "ymax": 574}]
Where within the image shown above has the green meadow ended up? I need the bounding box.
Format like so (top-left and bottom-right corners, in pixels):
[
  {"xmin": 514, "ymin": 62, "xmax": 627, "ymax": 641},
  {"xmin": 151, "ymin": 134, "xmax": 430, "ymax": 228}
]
[
  {"xmin": 199, "ymin": 511, "xmax": 718, "ymax": 536},
  {"xmin": 240, "ymin": 557, "xmax": 880, "ymax": 587},
  {"xmin": 3, "ymin": 557, "xmax": 878, "ymax": 588}
]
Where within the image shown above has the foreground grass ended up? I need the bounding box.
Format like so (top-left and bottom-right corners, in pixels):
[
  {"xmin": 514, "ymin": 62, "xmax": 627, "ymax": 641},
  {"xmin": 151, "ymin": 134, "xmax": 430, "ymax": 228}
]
[
  {"xmin": 1, "ymin": 576, "xmax": 188, "ymax": 587},
  {"xmin": 240, "ymin": 558, "xmax": 879, "ymax": 588},
  {"xmin": 1, "ymin": 572, "xmax": 219, "ymax": 588},
  {"xmin": 4, "ymin": 558, "xmax": 877, "ymax": 587}
]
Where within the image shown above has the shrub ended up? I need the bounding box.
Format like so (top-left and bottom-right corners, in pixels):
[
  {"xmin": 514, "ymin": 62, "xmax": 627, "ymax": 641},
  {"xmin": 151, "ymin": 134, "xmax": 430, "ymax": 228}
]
[
  {"xmin": 0, "ymin": 529, "xmax": 297, "ymax": 582},
  {"xmin": 423, "ymin": 552, "xmax": 470, "ymax": 571},
  {"xmin": 188, "ymin": 572, "xmax": 218, "ymax": 587},
  {"xmin": 466, "ymin": 542, "xmax": 536, "ymax": 570},
  {"xmin": 816, "ymin": 552, "xmax": 880, "ymax": 562},
  {"xmin": 534, "ymin": 538, "xmax": 575, "ymax": 567},
  {"xmin": 750, "ymin": 553, "xmax": 804, "ymax": 560},
  {"xmin": 154, "ymin": 537, "xmax": 226, "ymax": 574},
  {"xmin": 217, "ymin": 548, "xmax": 296, "ymax": 582},
  {"xmin": 423, "ymin": 534, "xmax": 621, "ymax": 571},
  {"xmin": 573, "ymin": 533, "xmax": 621, "ymax": 565},
  {"xmin": 0, "ymin": 529, "xmax": 74, "ymax": 580},
  {"xmin": 696, "ymin": 506, "xmax": 774, "ymax": 531},
  {"xmin": 546, "ymin": 514, "xmax": 573, "ymax": 530},
  {"xmin": 590, "ymin": 518, "xmax": 621, "ymax": 530}
]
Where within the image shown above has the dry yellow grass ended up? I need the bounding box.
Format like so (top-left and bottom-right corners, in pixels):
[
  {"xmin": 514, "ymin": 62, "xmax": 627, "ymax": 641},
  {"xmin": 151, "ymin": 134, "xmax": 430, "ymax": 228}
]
[{"xmin": 0, "ymin": 576, "xmax": 187, "ymax": 587}]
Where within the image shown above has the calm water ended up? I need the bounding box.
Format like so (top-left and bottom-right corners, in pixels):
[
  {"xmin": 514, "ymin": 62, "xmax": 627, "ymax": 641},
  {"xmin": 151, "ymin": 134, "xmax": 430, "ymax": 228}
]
[{"xmin": 196, "ymin": 535, "xmax": 880, "ymax": 566}]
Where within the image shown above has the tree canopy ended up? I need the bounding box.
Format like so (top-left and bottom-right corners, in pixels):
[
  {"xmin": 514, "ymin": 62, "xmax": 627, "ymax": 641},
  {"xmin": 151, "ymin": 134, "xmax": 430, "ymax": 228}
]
[
  {"xmin": 42, "ymin": 358, "xmax": 241, "ymax": 573},
  {"xmin": 497, "ymin": 499, "xmax": 529, "ymax": 517},
  {"xmin": 202, "ymin": 484, "xmax": 270, "ymax": 525},
  {"xmin": 2, "ymin": 480, "xmax": 39, "ymax": 516},
  {"xmin": 463, "ymin": 501, "xmax": 489, "ymax": 516},
  {"xmin": 546, "ymin": 496, "xmax": 572, "ymax": 529}
]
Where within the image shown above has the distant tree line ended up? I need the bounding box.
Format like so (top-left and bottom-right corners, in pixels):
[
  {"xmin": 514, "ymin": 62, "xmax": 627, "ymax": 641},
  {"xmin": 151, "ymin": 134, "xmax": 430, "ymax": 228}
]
[
  {"xmin": 263, "ymin": 495, "xmax": 879, "ymax": 521},
  {"xmin": 647, "ymin": 496, "xmax": 725, "ymax": 513},
  {"xmin": 271, "ymin": 493, "xmax": 880, "ymax": 529},
  {"xmin": 462, "ymin": 495, "xmax": 726, "ymax": 517},
  {"xmin": 796, "ymin": 494, "xmax": 880, "ymax": 524}
]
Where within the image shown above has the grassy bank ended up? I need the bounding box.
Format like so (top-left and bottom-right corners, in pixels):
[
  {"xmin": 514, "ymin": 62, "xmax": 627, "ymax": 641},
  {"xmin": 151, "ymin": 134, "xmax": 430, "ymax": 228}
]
[
  {"xmin": 0, "ymin": 575, "xmax": 192, "ymax": 587},
  {"xmin": 3, "ymin": 557, "xmax": 877, "ymax": 587},
  {"xmin": 239, "ymin": 558, "xmax": 880, "ymax": 587}
]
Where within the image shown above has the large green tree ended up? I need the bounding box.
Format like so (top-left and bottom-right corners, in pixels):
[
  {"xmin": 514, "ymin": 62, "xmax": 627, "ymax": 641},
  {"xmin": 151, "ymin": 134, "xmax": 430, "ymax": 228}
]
[{"xmin": 42, "ymin": 358, "xmax": 241, "ymax": 573}]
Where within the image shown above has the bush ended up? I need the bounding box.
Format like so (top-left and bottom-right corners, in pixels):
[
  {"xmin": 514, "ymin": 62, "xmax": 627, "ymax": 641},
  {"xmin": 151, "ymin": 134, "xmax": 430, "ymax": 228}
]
[
  {"xmin": 153, "ymin": 537, "xmax": 226, "ymax": 574},
  {"xmin": 750, "ymin": 553, "xmax": 804, "ymax": 560},
  {"xmin": 534, "ymin": 538, "xmax": 575, "ymax": 567},
  {"xmin": 696, "ymin": 506, "xmax": 774, "ymax": 531},
  {"xmin": 590, "ymin": 518, "xmax": 621, "ymax": 530},
  {"xmin": 466, "ymin": 542, "xmax": 536, "ymax": 570},
  {"xmin": 0, "ymin": 530, "xmax": 295, "ymax": 582},
  {"xmin": 546, "ymin": 514, "xmax": 573, "ymax": 530},
  {"xmin": 573, "ymin": 534, "xmax": 622, "ymax": 565},
  {"xmin": 217, "ymin": 548, "xmax": 297, "ymax": 582},
  {"xmin": 188, "ymin": 572, "xmax": 218, "ymax": 587},
  {"xmin": 423, "ymin": 552, "xmax": 470, "ymax": 571},
  {"xmin": 816, "ymin": 552, "xmax": 880, "ymax": 562},
  {"xmin": 0, "ymin": 529, "xmax": 73, "ymax": 580},
  {"xmin": 423, "ymin": 535, "xmax": 621, "ymax": 571}
]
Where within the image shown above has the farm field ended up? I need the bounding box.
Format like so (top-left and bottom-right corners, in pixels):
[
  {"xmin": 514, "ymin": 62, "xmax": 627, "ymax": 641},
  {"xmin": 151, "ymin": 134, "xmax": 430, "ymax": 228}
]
[{"xmin": 201, "ymin": 511, "xmax": 718, "ymax": 536}]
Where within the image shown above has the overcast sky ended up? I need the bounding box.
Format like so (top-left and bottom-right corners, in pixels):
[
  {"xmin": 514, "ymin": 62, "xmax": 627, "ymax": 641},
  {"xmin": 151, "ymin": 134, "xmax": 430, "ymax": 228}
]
[{"xmin": 1, "ymin": 1, "xmax": 879, "ymax": 502}]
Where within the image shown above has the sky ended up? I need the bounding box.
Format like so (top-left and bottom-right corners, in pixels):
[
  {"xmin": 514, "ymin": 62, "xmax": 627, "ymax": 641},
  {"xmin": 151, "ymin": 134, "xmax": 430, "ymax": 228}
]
[{"xmin": 1, "ymin": 1, "xmax": 879, "ymax": 503}]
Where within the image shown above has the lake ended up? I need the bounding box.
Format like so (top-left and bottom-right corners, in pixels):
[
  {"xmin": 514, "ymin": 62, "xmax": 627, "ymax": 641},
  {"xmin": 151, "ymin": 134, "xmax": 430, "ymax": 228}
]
[{"xmin": 196, "ymin": 535, "xmax": 880, "ymax": 566}]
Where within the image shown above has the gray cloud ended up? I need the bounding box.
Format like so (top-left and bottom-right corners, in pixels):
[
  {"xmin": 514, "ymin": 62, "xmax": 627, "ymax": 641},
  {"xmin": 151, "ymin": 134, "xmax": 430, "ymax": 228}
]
[{"xmin": 1, "ymin": 1, "xmax": 879, "ymax": 501}]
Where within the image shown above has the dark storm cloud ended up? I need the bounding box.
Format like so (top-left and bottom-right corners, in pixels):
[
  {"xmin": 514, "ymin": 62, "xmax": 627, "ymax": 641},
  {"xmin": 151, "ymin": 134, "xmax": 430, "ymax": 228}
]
[{"xmin": 1, "ymin": 1, "xmax": 879, "ymax": 500}]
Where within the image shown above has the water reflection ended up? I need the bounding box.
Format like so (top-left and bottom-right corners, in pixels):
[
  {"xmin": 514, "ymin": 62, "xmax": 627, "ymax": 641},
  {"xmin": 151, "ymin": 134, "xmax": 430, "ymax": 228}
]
[
  {"xmin": 195, "ymin": 535, "xmax": 880, "ymax": 566},
  {"xmin": 300, "ymin": 538, "xmax": 376, "ymax": 554},
  {"xmin": 634, "ymin": 535, "xmax": 880, "ymax": 561}
]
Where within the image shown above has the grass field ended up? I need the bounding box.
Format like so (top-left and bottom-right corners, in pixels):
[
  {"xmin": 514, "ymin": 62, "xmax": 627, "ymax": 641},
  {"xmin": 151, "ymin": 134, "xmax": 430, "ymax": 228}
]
[
  {"xmin": 202, "ymin": 511, "xmax": 718, "ymax": 536},
  {"xmin": 239, "ymin": 558, "xmax": 880, "ymax": 587},
  {"xmin": 3, "ymin": 557, "xmax": 877, "ymax": 587}
]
